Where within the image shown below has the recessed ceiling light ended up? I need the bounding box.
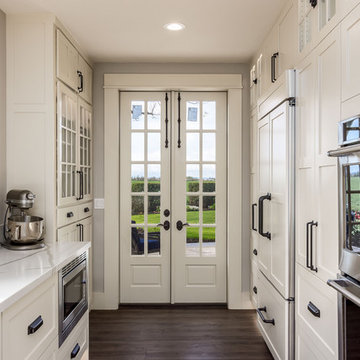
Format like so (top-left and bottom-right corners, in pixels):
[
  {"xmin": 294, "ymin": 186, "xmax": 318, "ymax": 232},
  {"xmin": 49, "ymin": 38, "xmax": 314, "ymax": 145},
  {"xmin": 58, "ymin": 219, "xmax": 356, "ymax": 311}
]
[{"xmin": 164, "ymin": 23, "xmax": 185, "ymax": 31}]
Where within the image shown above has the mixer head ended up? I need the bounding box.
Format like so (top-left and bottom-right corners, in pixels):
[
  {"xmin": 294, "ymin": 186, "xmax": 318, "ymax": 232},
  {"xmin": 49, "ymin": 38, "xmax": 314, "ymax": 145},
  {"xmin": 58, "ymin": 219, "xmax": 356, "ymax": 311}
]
[{"xmin": 6, "ymin": 190, "xmax": 36, "ymax": 209}]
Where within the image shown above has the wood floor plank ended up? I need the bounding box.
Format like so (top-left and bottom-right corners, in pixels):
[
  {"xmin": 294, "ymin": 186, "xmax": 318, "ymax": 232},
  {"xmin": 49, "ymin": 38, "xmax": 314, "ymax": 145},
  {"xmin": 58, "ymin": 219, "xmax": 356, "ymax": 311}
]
[{"xmin": 89, "ymin": 306, "xmax": 273, "ymax": 360}]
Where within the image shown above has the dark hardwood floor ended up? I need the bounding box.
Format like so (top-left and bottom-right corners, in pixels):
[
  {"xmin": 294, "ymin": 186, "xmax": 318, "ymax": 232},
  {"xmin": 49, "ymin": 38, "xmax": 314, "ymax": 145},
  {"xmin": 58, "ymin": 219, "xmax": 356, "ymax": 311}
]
[{"xmin": 89, "ymin": 305, "xmax": 273, "ymax": 360}]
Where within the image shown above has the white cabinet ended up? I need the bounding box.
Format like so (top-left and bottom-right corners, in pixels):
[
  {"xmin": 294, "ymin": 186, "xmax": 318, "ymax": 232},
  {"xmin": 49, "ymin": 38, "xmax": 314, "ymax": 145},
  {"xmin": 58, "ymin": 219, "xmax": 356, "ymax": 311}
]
[
  {"xmin": 57, "ymin": 30, "xmax": 93, "ymax": 105},
  {"xmin": 295, "ymin": 27, "xmax": 340, "ymax": 283},
  {"xmin": 2, "ymin": 275, "xmax": 57, "ymax": 360},
  {"xmin": 57, "ymin": 83, "xmax": 93, "ymax": 207},
  {"xmin": 295, "ymin": 264, "xmax": 338, "ymax": 360},
  {"xmin": 341, "ymin": 4, "xmax": 360, "ymax": 103},
  {"xmin": 58, "ymin": 216, "xmax": 92, "ymax": 244},
  {"xmin": 257, "ymin": 103, "xmax": 291, "ymax": 299}
]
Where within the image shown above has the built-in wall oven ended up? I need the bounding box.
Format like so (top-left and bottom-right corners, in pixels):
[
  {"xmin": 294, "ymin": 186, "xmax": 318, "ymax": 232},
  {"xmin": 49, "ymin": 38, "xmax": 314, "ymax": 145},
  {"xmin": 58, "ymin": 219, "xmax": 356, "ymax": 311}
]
[
  {"xmin": 58, "ymin": 252, "xmax": 88, "ymax": 346},
  {"xmin": 328, "ymin": 115, "xmax": 360, "ymax": 359}
]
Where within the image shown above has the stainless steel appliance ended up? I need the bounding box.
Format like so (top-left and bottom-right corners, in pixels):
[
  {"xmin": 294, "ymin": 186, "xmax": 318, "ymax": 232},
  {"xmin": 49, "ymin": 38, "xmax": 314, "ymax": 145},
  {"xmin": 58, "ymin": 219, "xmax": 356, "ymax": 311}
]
[
  {"xmin": 59, "ymin": 252, "xmax": 88, "ymax": 346},
  {"xmin": 2, "ymin": 190, "xmax": 45, "ymax": 250},
  {"xmin": 328, "ymin": 118, "xmax": 360, "ymax": 359}
]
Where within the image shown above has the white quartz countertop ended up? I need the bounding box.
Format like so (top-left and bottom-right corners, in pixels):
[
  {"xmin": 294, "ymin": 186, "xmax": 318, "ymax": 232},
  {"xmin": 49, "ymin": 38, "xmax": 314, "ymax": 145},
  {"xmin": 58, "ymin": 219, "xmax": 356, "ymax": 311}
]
[{"xmin": 0, "ymin": 242, "xmax": 91, "ymax": 312}]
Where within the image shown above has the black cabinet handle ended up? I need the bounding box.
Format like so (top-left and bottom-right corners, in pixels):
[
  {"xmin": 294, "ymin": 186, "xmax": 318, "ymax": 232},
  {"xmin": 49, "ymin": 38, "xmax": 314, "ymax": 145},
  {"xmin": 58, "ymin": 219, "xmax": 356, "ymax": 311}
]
[
  {"xmin": 258, "ymin": 193, "xmax": 271, "ymax": 240},
  {"xmin": 84, "ymin": 207, "xmax": 90, "ymax": 213},
  {"xmin": 253, "ymin": 286, "xmax": 257, "ymax": 294},
  {"xmin": 177, "ymin": 93, "xmax": 181, "ymax": 148},
  {"xmin": 77, "ymin": 223, "xmax": 84, "ymax": 242},
  {"xmin": 271, "ymin": 52, "xmax": 279, "ymax": 83},
  {"xmin": 71, "ymin": 343, "xmax": 81, "ymax": 358},
  {"xmin": 256, "ymin": 307, "xmax": 275, "ymax": 325},
  {"xmin": 307, "ymin": 301, "xmax": 320, "ymax": 318},
  {"xmin": 67, "ymin": 211, "xmax": 74, "ymax": 218},
  {"xmin": 28, "ymin": 315, "xmax": 43, "ymax": 335},
  {"xmin": 165, "ymin": 92, "xmax": 169, "ymax": 148},
  {"xmin": 309, "ymin": 0, "xmax": 317, "ymax": 8},
  {"xmin": 76, "ymin": 171, "xmax": 84, "ymax": 200},
  {"xmin": 251, "ymin": 203, "xmax": 257, "ymax": 231},
  {"xmin": 310, "ymin": 221, "xmax": 318, "ymax": 272},
  {"xmin": 306, "ymin": 221, "xmax": 312, "ymax": 269},
  {"xmin": 77, "ymin": 70, "xmax": 83, "ymax": 93},
  {"xmin": 156, "ymin": 220, "xmax": 170, "ymax": 231},
  {"xmin": 253, "ymin": 78, "xmax": 258, "ymax": 85},
  {"xmin": 253, "ymin": 249, "xmax": 258, "ymax": 256}
]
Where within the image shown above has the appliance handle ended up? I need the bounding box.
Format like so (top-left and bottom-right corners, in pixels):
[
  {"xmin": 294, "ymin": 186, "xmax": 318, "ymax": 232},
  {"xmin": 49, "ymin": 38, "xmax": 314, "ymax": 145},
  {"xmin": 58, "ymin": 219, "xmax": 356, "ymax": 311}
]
[
  {"xmin": 258, "ymin": 193, "xmax": 271, "ymax": 240},
  {"xmin": 327, "ymin": 278, "xmax": 360, "ymax": 307},
  {"xmin": 310, "ymin": 221, "xmax": 318, "ymax": 272},
  {"xmin": 328, "ymin": 144, "xmax": 360, "ymax": 157},
  {"xmin": 256, "ymin": 307, "xmax": 275, "ymax": 325},
  {"xmin": 306, "ymin": 221, "xmax": 312, "ymax": 269},
  {"xmin": 251, "ymin": 203, "xmax": 257, "ymax": 231}
]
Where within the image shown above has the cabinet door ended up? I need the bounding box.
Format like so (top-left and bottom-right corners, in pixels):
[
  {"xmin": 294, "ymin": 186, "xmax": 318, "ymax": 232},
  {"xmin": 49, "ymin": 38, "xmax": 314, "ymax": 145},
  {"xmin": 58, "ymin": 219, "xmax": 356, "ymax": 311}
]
[
  {"xmin": 78, "ymin": 56, "xmax": 93, "ymax": 105},
  {"xmin": 57, "ymin": 30, "xmax": 78, "ymax": 91},
  {"xmin": 257, "ymin": 116, "xmax": 271, "ymax": 278},
  {"xmin": 313, "ymin": 27, "xmax": 340, "ymax": 283},
  {"xmin": 78, "ymin": 99, "xmax": 93, "ymax": 202},
  {"xmin": 57, "ymin": 82, "xmax": 79, "ymax": 206},
  {"xmin": 341, "ymin": 4, "xmax": 360, "ymax": 102},
  {"xmin": 57, "ymin": 222, "xmax": 80, "ymax": 243},
  {"xmin": 295, "ymin": 54, "xmax": 316, "ymax": 269}
]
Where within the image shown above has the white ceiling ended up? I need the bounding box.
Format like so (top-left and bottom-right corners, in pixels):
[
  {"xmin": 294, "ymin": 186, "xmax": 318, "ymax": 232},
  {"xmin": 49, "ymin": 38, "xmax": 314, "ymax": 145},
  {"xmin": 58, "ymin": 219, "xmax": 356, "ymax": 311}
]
[{"xmin": 0, "ymin": 0, "xmax": 287, "ymax": 63}]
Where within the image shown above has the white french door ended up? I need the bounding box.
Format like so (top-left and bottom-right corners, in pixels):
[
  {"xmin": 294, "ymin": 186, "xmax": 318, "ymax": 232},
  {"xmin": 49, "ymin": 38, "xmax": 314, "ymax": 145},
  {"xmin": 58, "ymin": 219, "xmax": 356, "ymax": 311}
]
[{"xmin": 120, "ymin": 91, "xmax": 227, "ymax": 303}]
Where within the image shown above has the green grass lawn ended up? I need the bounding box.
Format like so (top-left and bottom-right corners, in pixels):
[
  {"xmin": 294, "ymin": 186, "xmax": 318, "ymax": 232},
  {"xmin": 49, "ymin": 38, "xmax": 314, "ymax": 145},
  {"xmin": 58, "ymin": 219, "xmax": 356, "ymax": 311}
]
[{"xmin": 131, "ymin": 210, "xmax": 215, "ymax": 241}]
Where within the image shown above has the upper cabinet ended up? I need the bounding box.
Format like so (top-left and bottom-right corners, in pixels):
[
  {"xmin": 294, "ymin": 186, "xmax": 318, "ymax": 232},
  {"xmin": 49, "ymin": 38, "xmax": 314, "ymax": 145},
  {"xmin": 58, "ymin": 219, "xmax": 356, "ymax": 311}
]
[{"xmin": 57, "ymin": 30, "xmax": 93, "ymax": 105}]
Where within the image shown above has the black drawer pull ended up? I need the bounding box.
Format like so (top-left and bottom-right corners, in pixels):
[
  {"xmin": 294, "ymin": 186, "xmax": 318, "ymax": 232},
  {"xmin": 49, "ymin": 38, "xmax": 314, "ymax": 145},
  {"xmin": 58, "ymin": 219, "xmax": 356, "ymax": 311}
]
[
  {"xmin": 258, "ymin": 193, "xmax": 271, "ymax": 240},
  {"xmin": 307, "ymin": 301, "xmax": 320, "ymax": 318},
  {"xmin": 253, "ymin": 286, "xmax": 257, "ymax": 294},
  {"xmin": 256, "ymin": 307, "xmax": 275, "ymax": 325},
  {"xmin": 84, "ymin": 207, "xmax": 90, "ymax": 213},
  {"xmin": 71, "ymin": 343, "xmax": 81, "ymax": 358},
  {"xmin": 28, "ymin": 315, "xmax": 43, "ymax": 335},
  {"xmin": 253, "ymin": 249, "xmax": 258, "ymax": 256},
  {"xmin": 67, "ymin": 211, "xmax": 74, "ymax": 218}
]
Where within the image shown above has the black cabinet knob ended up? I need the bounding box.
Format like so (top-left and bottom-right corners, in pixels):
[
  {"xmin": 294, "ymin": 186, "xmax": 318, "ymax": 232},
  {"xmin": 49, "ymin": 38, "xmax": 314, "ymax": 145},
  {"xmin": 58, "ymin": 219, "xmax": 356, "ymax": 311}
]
[{"xmin": 67, "ymin": 212, "xmax": 74, "ymax": 218}]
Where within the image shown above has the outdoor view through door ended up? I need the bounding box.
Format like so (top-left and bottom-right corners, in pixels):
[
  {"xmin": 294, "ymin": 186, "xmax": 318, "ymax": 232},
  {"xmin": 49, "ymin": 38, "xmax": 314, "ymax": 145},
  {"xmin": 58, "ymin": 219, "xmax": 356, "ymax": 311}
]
[{"xmin": 120, "ymin": 91, "xmax": 226, "ymax": 303}]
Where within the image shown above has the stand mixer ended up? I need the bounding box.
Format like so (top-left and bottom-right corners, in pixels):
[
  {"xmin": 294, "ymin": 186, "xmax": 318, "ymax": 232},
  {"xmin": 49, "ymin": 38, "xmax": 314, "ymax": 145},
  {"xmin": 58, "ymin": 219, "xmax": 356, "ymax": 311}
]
[{"xmin": 2, "ymin": 190, "xmax": 45, "ymax": 250}]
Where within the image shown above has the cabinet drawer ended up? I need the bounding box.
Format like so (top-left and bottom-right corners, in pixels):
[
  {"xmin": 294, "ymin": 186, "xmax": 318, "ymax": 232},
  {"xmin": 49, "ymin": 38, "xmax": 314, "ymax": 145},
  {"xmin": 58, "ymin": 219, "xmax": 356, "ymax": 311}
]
[
  {"xmin": 39, "ymin": 338, "xmax": 57, "ymax": 360},
  {"xmin": 257, "ymin": 271, "xmax": 292, "ymax": 360},
  {"xmin": 57, "ymin": 206, "xmax": 80, "ymax": 228},
  {"xmin": 2, "ymin": 275, "xmax": 57, "ymax": 360},
  {"xmin": 58, "ymin": 312, "xmax": 88, "ymax": 360},
  {"xmin": 295, "ymin": 264, "xmax": 338, "ymax": 359},
  {"xmin": 77, "ymin": 202, "xmax": 93, "ymax": 221}
]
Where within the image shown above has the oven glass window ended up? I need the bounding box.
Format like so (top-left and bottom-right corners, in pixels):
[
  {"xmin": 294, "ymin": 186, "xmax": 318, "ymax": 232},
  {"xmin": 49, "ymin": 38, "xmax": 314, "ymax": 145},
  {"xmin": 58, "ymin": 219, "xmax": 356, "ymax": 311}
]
[
  {"xmin": 344, "ymin": 118, "xmax": 360, "ymax": 143},
  {"xmin": 64, "ymin": 269, "xmax": 84, "ymax": 319},
  {"xmin": 345, "ymin": 165, "xmax": 360, "ymax": 251}
]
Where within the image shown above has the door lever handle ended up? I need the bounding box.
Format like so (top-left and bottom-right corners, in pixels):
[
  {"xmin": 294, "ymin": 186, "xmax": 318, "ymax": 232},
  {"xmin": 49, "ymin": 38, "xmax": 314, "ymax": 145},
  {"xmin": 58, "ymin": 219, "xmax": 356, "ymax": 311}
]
[
  {"xmin": 176, "ymin": 220, "xmax": 190, "ymax": 231},
  {"xmin": 156, "ymin": 220, "xmax": 170, "ymax": 231}
]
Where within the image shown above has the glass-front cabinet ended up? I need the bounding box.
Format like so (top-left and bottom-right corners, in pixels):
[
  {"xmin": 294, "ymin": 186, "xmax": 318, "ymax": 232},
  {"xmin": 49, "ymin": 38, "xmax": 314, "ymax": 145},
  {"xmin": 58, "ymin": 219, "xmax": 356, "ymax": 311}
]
[{"xmin": 57, "ymin": 82, "xmax": 93, "ymax": 206}]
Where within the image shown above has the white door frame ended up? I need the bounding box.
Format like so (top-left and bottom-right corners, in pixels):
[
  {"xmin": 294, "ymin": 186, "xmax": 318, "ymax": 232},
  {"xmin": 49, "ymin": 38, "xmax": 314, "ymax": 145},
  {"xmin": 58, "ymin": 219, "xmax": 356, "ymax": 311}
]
[{"xmin": 94, "ymin": 74, "xmax": 244, "ymax": 309}]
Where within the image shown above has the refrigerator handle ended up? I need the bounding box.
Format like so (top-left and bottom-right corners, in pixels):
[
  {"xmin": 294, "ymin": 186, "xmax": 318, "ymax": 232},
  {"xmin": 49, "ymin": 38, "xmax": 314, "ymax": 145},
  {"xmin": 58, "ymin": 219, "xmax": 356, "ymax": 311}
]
[
  {"xmin": 251, "ymin": 203, "xmax": 257, "ymax": 231},
  {"xmin": 306, "ymin": 221, "xmax": 312, "ymax": 269},
  {"xmin": 310, "ymin": 221, "xmax": 318, "ymax": 272},
  {"xmin": 258, "ymin": 193, "xmax": 271, "ymax": 240}
]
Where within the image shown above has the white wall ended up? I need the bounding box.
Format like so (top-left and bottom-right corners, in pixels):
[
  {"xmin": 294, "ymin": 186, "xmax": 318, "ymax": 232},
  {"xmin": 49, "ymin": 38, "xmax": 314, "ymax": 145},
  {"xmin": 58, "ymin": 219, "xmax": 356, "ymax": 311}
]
[
  {"xmin": 0, "ymin": 10, "xmax": 6, "ymax": 231},
  {"xmin": 92, "ymin": 62, "xmax": 251, "ymax": 304}
]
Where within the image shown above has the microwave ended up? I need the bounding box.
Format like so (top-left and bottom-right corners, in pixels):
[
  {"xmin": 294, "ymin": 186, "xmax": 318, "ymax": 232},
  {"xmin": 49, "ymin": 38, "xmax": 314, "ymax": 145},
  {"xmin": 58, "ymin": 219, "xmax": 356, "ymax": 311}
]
[{"xmin": 338, "ymin": 115, "xmax": 360, "ymax": 146}]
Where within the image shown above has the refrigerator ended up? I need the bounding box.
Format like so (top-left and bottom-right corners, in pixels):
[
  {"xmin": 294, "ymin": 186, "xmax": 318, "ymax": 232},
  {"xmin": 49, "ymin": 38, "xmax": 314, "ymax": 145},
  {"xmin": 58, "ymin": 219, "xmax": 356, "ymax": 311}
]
[{"xmin": 255, "ymin": 70, "xmax": 295, "ymax": 360}]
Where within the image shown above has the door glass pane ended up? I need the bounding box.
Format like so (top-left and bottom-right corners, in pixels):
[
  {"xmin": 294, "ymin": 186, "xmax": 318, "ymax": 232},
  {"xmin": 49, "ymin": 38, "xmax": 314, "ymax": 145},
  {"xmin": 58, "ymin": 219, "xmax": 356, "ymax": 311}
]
[
  {"xmin": 131, "ymin": 226, "xmax": 144, "ymax": 255},
  {"xmin": 131, "ymin": 133, "xmax": 144, "ymax": 161},
  {"xmin": 203, "ymin": 101, "xmax": 216, "ymax": 130},
  {"xmin": 203, "ymin": 196, "xmax": 215, "ymax": 224},
  {"xmin": 187, "ymin": 164, "xmax": 199, "ymax": 192},
  {"xmin": 131, "ymin": 164, "xmax": 144, "ymax": 192},
  {"xmin": 148, "ymin": 164, "xmax": 160, "ymax": 192},
  {"xmin": 131, "ymin": 101, "xmax": 145, "ymax": 129},
  {"xmin": 148, "ymin": 196, "xmax": 161, "ymax": 224},
  {"xmin": 72, "ymin": 133, "xmax": 76, "ymax": 163},
  {"xmin": 148, "ymin": 133, "xmax": 161, "ymax": 161},
  {"xmin": 61, "ymin": 165, "xmax": 66, "ymax": 198},
  {"xmin": 203, "ymin": 133, "xmax": 216, "ymax": 161},
  {"xmin": 186, "ymin": 227, "xmax": 200, "ymax": 257},
  {"xmin": 203, "ymin": 164, "xmax": 216, "ymax": 192},
  {"xmin": 132, "ymin": 196, "xmax": 144, "ymax": 224},
  {"xmin": 147, "ymin": 101, "xmax": 161, "ymax": 130},
  {"xmin": 186, "ymin": 101, "xmax": 200, "ymax": 130},
  {"xmin": 186, "ymin": 133, "xmax": 200, "ymax": 161},
  {"xmin": 148, "ymin": 226, "xmax": 160, "ymax": 255},
  {"xmin": 202, "ymin": 227, "xmax": 216, "ymax": 257},
  {"xmin": 187, "ymin": 196, "xmax": 199, "ymax": 224}
]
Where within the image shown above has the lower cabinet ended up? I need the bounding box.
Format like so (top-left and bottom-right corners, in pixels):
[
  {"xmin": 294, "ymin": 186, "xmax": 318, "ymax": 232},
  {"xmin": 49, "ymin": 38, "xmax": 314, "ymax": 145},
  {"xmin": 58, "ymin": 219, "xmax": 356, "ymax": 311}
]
[
  {"xmin": 2, "ymin": 275, "xmax": 58, "ymax": 360},
  {"xmin": 295, "ymin": 264, "xmax": 338, "ymax": 360},
  {"xmin": 257, "ymin": 271, "xmax": 293, "ymax": 360},
  {"xmin": 251, "ymin": 260, "xmax": 258, "ymax": 307}
]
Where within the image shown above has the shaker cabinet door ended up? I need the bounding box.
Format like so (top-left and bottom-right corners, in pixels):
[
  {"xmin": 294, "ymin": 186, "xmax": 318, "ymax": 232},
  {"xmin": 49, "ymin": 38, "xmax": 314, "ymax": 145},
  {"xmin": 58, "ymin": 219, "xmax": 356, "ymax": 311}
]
[{"xmin": 78, "ymin": 56, "xmax": 93, "ymax": 105}]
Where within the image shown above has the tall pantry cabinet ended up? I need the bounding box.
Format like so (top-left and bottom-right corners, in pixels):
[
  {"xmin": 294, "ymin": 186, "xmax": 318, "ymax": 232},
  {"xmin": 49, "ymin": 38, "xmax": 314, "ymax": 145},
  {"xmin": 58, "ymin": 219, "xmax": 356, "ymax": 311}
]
[{"xmin": 6, "ymin": 14, "xmax": 93, "ymax": 296}]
